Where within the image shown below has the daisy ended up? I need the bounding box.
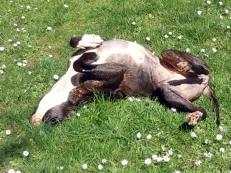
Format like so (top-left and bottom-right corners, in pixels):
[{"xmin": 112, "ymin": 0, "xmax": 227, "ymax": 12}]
[
  {"xmin": 47, "ymin": 26, "xmax": 52, "ymax": 31},
  {"xmin": 22, "ymin": 150, "xmax": 29, "ymax": 157},
  {"xmin": 194, "ymin": 160, "xmax": 202, "ymax": 166},
  {"xmin": 215, "ymin": 134, "xmax": 222, "ymax": 141},
  {"xmin": 219, "ymin": 147, "xmax": 225, "ymax": 153},
  {"xmin": 190, "ymin": 131, "xmax": 197, "ymax": 138},
  {"xmin": 64, "ymin": 4, "xmax": 69, "ymax": 8},
  {"xmin": 82, "ymin": 163, "xmax": 88, "ymax": 170},
  {"xmin": 146, "ymin": 134, "xmax": 152, "ymax": 140},
  {"xmin": 101, "ymin": 158, "xmax": 107, "ymax": 164},
  {"xmin": 136, "ymin": 132, "xmax": 142, "ymax": 139},
  {"xmin": 146, "ymin": 37, "xmax": 151, "ymax": 41},
  {"xmin": 53, "ymin": 74, "xmax": 59, "ymax": 81},
  {"xmin": 164, "ymin": 34, "xmax": 169, "ymax": 39},
  {"xmin": 5, "ymin": 129, "xmax": 11, "ymax": 135},
  {"xmin": 212, "ymin": 48, "xmax": 217, "ymax": 53},
  {"xmin": 0, "ymin": 46, "xmax": 5, "ymax": 51},
  {"xmin": 121, "ymin": 159, "xmax": 128, "ymax": 166},
  {"xmin": 197, "ymin": 10, "xmax": 202, "ymax": 16},
  {"xmin": 97, "ymin": 164, "xmax": 103, "ymax": 170},
  {"xmin": 131, "ymin": 21, "xmax": 136, "ymax": 25},
  {"xmin": 144, "ymin": 158, "xmax": 152, "ymax": 165},
  {"xmin": 177, "ymin": 35, "xmax": 183, "ymax": 40},
  {"xmin": 206, "ymin": 1, "xmax": 211, "ymax": 5},
  {"xmin": 185, "ymin": 48, "xmax": 190, "ymax": 53}
]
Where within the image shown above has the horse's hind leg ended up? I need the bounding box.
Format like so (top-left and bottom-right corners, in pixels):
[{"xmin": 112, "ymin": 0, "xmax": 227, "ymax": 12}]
[{"xmin": 157, "ymin": 82, "xmax": 207, "ymax": 127}]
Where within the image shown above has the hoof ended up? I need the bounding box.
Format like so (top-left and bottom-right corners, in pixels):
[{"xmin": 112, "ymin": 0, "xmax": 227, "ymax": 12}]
[
  {"xmin": 186, "ymin": 111, "xmax": 203, "ymax": 126},
  {"xmin": 177, "ymin": 61, "xmax": 191, "ymax": 72},
  {"xmin": 31, "ymin": 114, "xmax": 43, "ymax": 125}
]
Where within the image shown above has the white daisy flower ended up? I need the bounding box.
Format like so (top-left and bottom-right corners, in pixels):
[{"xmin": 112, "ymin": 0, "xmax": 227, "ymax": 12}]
[
  {"xmin": 156, "ymin": 157, "xmax": 163, "ymax": 162},
  {"xmin": 204, "ymin": 152, "xmax": 213, "ymax": 159},
  {"xmin": 8, "ymin": 169, "xmax": 15, "ymax": 173},
  {"xmin": 17, "ymin": 62, "xmax": 23, "ymax": 67},
  {"xmin": 127, "ymin": 96, "xmax": 135, "ymax": 102},
  {"xmin": 13, "ymin": 43, "xmax": 18, "ymax": 47},
  {"xmin": 212, "ymin": 48, "xmax": 217, "ymax": 53},
  {"xmin": 1, "ymin": 64, "xmax": 6, "ymax": 69},
  {"xmin": 218, "ymin": 1, "xmax": 223, "ymax": 6},
  {"xmin": 194, "ymin": 160, "xmax": 202, "ymax": 166},
  {"xmin": 64, "ymin": 4, "xmax": 69, "ymax": 8},
  {"xmin": 101, "ymin": 158, "xmax": 107, "ymax": 164},
  {"xmin": 5, "ymin": 129, "xmax": 11, "ymax": 135},
  {"xmin": 164, "ymin": 34, "xmax": 169, "ymax": 39},
  {"xmin": 162, "ymin": 155, "xmax": 170, "ymax": 162},
  {"xmin": 48, "ymin": 54, "xmax": 53, "ymax": 58},
  {"xmin": 136, "ymin": 132, "xmax": 142, "ymax": 139},
  {"xmin": 229, "ymin": 140, "xmax": 231, "ymax": 145},
  {"xmin": 97, "ymin": 164, "xmax": 103, "ymax": 170},
  {"xmin": 215, "ymin": 134, "xmax": 222, "ymax": 141},
  {"xmin": 219, "ymin": 147, "xmax": 225, "ymax": 153},
  {"xmin": 224, "ymin": 9, "xmax": 229, "ymax": 14},
  {"xmin": 47, "ymin": 26, "xmax": 52, "ymax": 31},
  {"xmin": 219, "ymin": 126, "xmax": 225, "ymax": 132},
  {"xmin": 174, "ymin": 170, "xmax": 181, "ymax": 173},
  {"xmin": 197, "ymin": 10, "xmax": 202, "ymax": 16},
  {"xmin": 82, "ymin": 163, "xmax": 88, "ymax": 170},
  {"xmin": 28, "ymin": 71, "xmax": 32, "ymax": 75},
  {"xmin": 200, "ymin": 48, "xmax": 205, "ymax": 53},
  {"xmin": 177, "ymin": 35, "xmax": 183, "ymax": 40},
  {"xmin": 227, "ymin": 26, "xmax": 230, "ymax": 29},
  {"xmin": 219, "ymin": 15, "xmax": 224, "ymax": 19},
  {"xmin": 212, "ymin": 38, "xmax": 217, "ymax": 42},
  {"xmin": 0, "ymin": 46, "xmax": 5, "ymax": 51},
  {"xmin": 167, "ymin": 148, "xmax": 173, "ymax": 156},
  {"xmin": 146, "ymin": 37, "xmax": 151, "ymax": 41},
  {"xmin": 76, "ymin": 112, "xmax": 80, "ymax": 117},
  {"xmin": 171, "ymin": 107, "xmax": 177, "ymax": 112},
  {"xmin": 15, "ymin": 170, "xmax": 22, "ymax": 173},
  {"xmin": 22, "ymin": 150, "xmax": 29, "ymax": 157},
  {"xmin": 13, "ymin": 23, "xmax": 18, "ymax": 27},
  {"xmin": 21, "ymin": 16, "xmax": 26, "ymax": 19},
  {"xmin": 8, "ymin": 39, "xmax": 13, "ymax": 42},
  {"xmin": 146, "ymin": 134, "xmax": 152, "ymax": 140},
  {"xmin": 57, "ymin": 166, "xmax": 64, "ymax": 170},
  {"xmin": 0, "ymin": 70, "xmax": 4, "ymax": 74},
  {"xmin": 177, "ymin": 154, "xmax": 182, "ymax": 158},
  {"xmin": 190, "ymin": 131, "xmax": 197, "ymax": 138},
  {"xmin": 16, "ymin": 41, "xmax": 21, "ymax": 45},
  {"xmin": 168, "ymin": 32, "xmax": 173, "ymax": 35},
  {"xmin": 53, "ymin": 74, "xmax": 59, "ymax": 80},
  {"xmin": 121, "ymin": 159, "xmax": 128, "ymax": 166},
  {"xmin": 26, "ymin": 5, "xmax": 31, "ymax": 10},
  {"xmin": 206, "ymin": 1, "xmax": 211, "ymax": 5},
  {"xmin": 152, "ymin": 154, "xmax": 158, "ymax": 161},
  {"xmin": 185, "ymin": 48, "xmax": 190, "ymax": 53},
  {"xmin": 144, "ymin": 158, "xmax": 152, "ymax": 165},
  {"xmin": 131, "ymin": 21, "xmax": 136, "ymax": 25},
  {"xmin": 28, "ymin": 45, "xmax": 33, "ymax": 48},
  {"xmin": 204, "ymin": 139, "xmax": 211, "ymax": 144}
]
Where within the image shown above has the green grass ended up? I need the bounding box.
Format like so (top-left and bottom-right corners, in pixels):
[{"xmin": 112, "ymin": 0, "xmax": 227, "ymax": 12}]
[{"xmin": 0, "ymin": 0, "xmax": 231, "ymax": 172}]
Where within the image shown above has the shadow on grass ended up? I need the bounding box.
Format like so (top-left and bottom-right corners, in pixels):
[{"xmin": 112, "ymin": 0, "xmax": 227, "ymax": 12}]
[{"xmin": 0, "ymin": 137, "xmax": 28, "ymax": 165}]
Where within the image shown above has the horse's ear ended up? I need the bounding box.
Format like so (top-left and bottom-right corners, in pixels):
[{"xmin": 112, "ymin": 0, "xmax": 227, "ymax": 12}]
[{"xmin": 70, "ymin": 36, "xmax": 82, "ymax": 48}]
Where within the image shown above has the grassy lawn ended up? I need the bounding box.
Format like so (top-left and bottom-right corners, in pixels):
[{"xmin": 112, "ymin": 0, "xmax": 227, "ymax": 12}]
[{"xmin": 0, "ymin": 0, "xmax": 231, "ymax": 172}]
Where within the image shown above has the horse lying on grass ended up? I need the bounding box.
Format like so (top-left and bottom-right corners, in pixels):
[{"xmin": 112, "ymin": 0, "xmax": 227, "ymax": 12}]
[{"xmin": 31, "ymin": 34, "xmax": 220, "ymax": 128}]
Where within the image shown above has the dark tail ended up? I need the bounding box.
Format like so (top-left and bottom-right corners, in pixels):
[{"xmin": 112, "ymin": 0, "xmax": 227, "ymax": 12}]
[{"xmin": 203, "ymin": 86, "xmax": 220, "ymax": 126}]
